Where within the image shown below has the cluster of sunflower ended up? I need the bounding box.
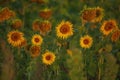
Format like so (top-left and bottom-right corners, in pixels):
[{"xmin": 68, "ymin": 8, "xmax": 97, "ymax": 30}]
[
  {"xmin": 79, "ymin": 7, "xmax": 120, "ymax": 50},
  {"xmin": 6, "ymin": 5, "xmax": 120, "ymax": 66},
  {"xmin": 0, "ymin": 4, "xmax": 119, "ymax": 80},
  {"xmin": 6, "ymin": 10, "xmax": 55, "ymax": 66}
]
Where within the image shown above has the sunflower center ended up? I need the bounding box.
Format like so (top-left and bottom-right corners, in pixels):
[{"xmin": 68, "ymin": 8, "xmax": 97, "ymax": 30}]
[
  {"xmin": 46, "ymin": 55, "xmax": 51, "ymax": 60},
  {"xmin": 83, "ymin": 39, "xmax": 89, "ymax": 44},
  {"xmin": 60, "ymin": 24, "xmax": 70, "ymax": 34},
  {"xmin": 104, "ymin": 22, "xmax": 114, "ymax": 31},
  {"xmin": 34, "ymin": 38, "xmax": 40, "ymax": 42},
  {"xmin": 11, "ymin": 33, "xmax": 21, "ymax": 41}
]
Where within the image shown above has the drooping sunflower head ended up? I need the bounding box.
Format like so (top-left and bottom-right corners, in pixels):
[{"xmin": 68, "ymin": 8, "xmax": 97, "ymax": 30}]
[
  {"xmin": 39, "ymin": 20, "xmax": 52, "ymax": 35},
  {"xmin": 31, "ymin": 34, "xmax": 43, "ymax": 45},
  {"xmin": 30, "ymin": 45, "xmax": 40, "ymax": 58},
  {"xmin": 0, "ymin": 7, "xmax": 15, "ymax": 22},
  {"xmin": 18, "ymin": 38, "xmax": 27, "ymax": 48},
  {"xmin": 80, "ymin": 35, "xmax": 93, "ymax": 48},
  {"xmin": 56, "ymin": 21, "xmax": 73, "ymax": 39},
  {"xmin": 0, "ymin": 7, "xmax": 9, "ymax": 22},
  {"xmin": 39, "ymin": 8, "xmax": 52, "ymax": 19},
  {"xmin": 11, "ymin": 19, "xmax": 23, "ymax": 29},
  {"xmin": 81, "ymin": 7, "xmax": 96, "ymax": 22},
  {"xmin": 111, "ymin": 29, "xmax": 120, "ymax": 42},
  {"xmin": 32, "ymin": 20, "xmax": 40, "ymax": 31},
  {"xmin": 7, "ymin": 30, "xmax": 24, "ymax": 47},
  {"xmin": 94, "ymin": 7, "xmax": 104, "ymax": 22},
  {"xmin": 100, "ymin": 20, "xmax": 118, "ymax": 36},
  {"xmin": 42, "ymin": 51, "xmax": 56, "ymax": 65}
]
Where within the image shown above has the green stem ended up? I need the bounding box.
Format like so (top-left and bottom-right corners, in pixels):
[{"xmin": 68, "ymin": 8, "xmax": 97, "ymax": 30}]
[
  {"xmin": 98, "ymin": 55, "xmax": 103, "ymax": 80},
  {"xmin": 47, "ymin": 71, "xmax": 52, "ymax": 80},
  {"xmin": 83, "ymin": 49, "xmax": 87, "ymax": 79},
  {"xmin": 28, "ymin": 71, "xmax": 31, "ymax": 80}
]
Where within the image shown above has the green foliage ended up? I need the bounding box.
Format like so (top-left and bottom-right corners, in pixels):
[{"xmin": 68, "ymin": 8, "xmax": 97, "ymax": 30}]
[
  {"xmin": 102, "ymin": 53, "xmax": 119, "ymax": 80},
  {"xmin": 0, "ymin": 0, "xmax": 120, "ymax": 80},
  {"xmin": 67, "ymin": 48, "xmax": 87, "ymax": 80}
]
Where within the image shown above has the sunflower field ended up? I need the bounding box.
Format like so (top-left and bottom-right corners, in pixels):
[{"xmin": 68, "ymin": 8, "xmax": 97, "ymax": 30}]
[{"xmin": 0, "ymin": 0, "xmax": 120, "ymax": 80}]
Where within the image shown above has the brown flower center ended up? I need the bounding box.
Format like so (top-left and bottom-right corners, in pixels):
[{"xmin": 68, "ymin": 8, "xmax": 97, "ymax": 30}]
[
  {"xmin": 46, "ymin": 55, "xmax": 51, "ymax": 60},
  {"xmin": 83, "ymin": 39, "xmax": 89, "ymax": 44},
  {"xmin": 34, "ymin": 38, "xmax": 40, "ymax": 42},
  {"xmin": 60, "ymin": 24, "xmax": 70, "ymax": 34},
  {"xmin": 104, "ymin": 22, "xmax": 114, "ymax": 31},
  {"xmin": 11, "ymin": 32, "xmax": 21, "ymax": 41}
]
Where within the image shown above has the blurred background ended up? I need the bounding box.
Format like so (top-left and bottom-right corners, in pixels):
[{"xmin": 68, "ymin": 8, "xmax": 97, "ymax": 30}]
[{"xmin": 0, "ymin": 0, "xmax": 120, "ymax": 80}]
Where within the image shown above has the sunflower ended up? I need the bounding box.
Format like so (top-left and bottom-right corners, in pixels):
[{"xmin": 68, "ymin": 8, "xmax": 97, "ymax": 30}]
[
  {"xmin": 11, "ymin": 19, "xmax": 23, "ymax": 29},
  {"xmin": 18, "ymin": 38, "xmax": 27, "ymax": 47},
  {"xmin": 39, "ymin": 20, "xmax": 52, "ymax": 35},
  {"xmin": 31, "ymin": 34, "xmax": 43, "ymax": 45},
  {"xmin": 94, "ymin": 7, "xmax": 104, "ymax": 22},
  {"xmin": 100, "ymin": 20, "xmax": 118, "ymax": 35},
  {"xmin": 7, "ymin": 30, "xmax": 24, "ymax": 47},
  {"xmin": 42, "ymin": 51, "xmax": 55, "ymax": 65},
  {"xmin": 39, "ymin": 8, "xmax": 52, "ymax": 19},
  {"xmin": 80, "ymin": 35, "xmax": 93, "ymax": 48},
  {"xmin": 32, "ymin": 20, "xmax": 40, "ymax": 31},
  {"xmin": 111, "ymin": 29, "xmax": 120, "ymax": 42},
  {"xmin": 0, "ymin": 7, "xmax": 15, "ymax": 22},
  {"xmin": 56, "ymin": 21, "xmax": 73, "ymax": 39},
  {"xmin": 30, "ymin": 45, "xmax": 40, "ymax": 58},
  {"xmin": 81, "ymin": 8, "xmax": 96, "ymax": 22}
]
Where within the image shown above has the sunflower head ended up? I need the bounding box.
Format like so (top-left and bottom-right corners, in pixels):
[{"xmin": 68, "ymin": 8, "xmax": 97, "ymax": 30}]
[
  {"xmin": 39, "ymin": 8, "xmax": 52, "ymax": 19},
  {"xmin": 7, "ymin": 30, "xmax": 24, "ymax": 47},
  {"xmin": 56, "ymin": 21, "xmax": 73, "ymax": 39},
  {"xmin": 81, "ymin": 7, "xmax": 104, "ymax": 23},
  {"xmin": 0, "ymin": 7, "xmax": 15, "ymax": 22},
  {"xmin": 39, "ymin": 20, "xmax": 52, "ymax": 35},
  {"xmin": 18, "ymin": 38, "xmax": 27, "ymax": 48},
  {"xmin": 111, "ymin": 29, "xmax": 120, "ymax": 42},
  {"xmin": 31, "ymin": 34, "xmax": 43, "ymax": 45},
  {"xmin": 94, "ymin": 7, "xmax": 104, "ymax": 22},
  {"xmin": 32, "ymin": 20, "xmax": 40, "ymax": 31},
  {"xmin": 0, "ymin": 7, "xmax": 9, "ymax": 20},
  {"xmin": 42, "ymin": 51, "xmax": 56, "ymax": 65},
  {"xmin": 2, "ymin": 7, "xmax": 15, "ymax": 19},
  {"xmin": 81, "ymin": 8, "xmax": 96, "ymax": 22},
  {"xmin": 11, "ymin": 19, "xmax": 23, "ymax": 29},
  {"xmin": 30, "ymin": 45, "xmax": 40, "ymax": 58},
  {"xmin": 80, "ymin": 35, "xmax": 93, "ymax": 48},
  {"xmin": 100, "ymin": 20, "xmax": 118, "ymax": 36}
]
